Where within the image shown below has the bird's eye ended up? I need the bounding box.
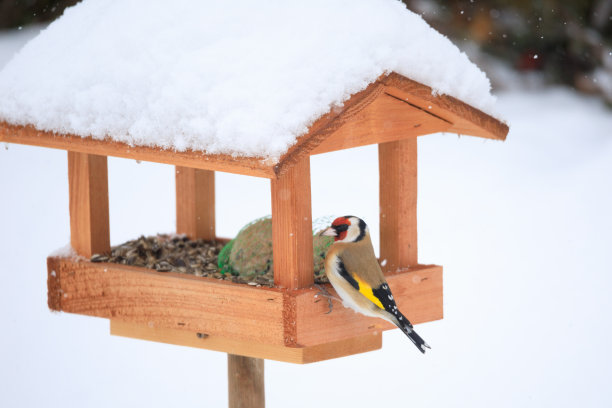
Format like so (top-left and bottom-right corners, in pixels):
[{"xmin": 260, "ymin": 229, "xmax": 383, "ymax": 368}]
[{"xmin": 335, "ymin": 224, "xmax": 349, "ymax": 233}]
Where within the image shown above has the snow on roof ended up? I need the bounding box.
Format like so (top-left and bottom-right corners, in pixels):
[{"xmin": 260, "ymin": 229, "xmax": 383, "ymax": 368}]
[{"xmin": 0, "ymin": 0, "xmax": 499, "ymax": 159}]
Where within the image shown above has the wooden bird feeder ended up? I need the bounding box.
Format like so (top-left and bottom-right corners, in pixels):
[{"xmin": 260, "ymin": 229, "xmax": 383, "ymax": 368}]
[{"xmin": 1, "ymin": 72, "xmax": 506, "ymax": 406}]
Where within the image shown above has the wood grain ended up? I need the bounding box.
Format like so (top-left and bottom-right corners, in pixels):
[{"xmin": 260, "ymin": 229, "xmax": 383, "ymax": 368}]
[
  {"xmin": 47, "ymin": 256, "xmax": 287, "ymax": 345},
  {"xmin": 228, "ymin": 355, "xmax": 265, "ymax": 408},
  {"xmin": 0, "ymin": 122, "xmax": 275, "ymax": 178},
  {"xmin": 67, "ymin": 152, "xmax": 110, "ymax": 258},
  {"xmin": 274, "ymin": 73, "xmax": 508, "ymax": 176},
  {"xmin": 270, "ymin": 156, "xmax": 314, "ymax": 290},
  {"xmin": 379, "ymin": 138, "xmax": 418, "ymax": 272},
  {"xmin": 309, "ymin": 93, "xmax": 451, "ymax": 155},
  {"xmin": 176, "ymin": 167, "xmax": 215, "ymax": 240},
  {"xmin": 381, "ymin": 73, "xmax": 509, "ymax": 141},
  {"xmin": 47, "ymin": 257, "xmax": 442, "ymax": 349},
  {"xmin": 110, "ymin": 320, "xmax": 382, "ymax": 364},
  {"xmin": 274, "ymin": 83, "xmax": 386, "ymax": 177}
]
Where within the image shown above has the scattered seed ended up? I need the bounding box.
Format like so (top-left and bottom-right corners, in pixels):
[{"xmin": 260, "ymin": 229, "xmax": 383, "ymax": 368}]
[
  {"xmin": 91, "ymin": 254, "xmax": 109, "ymax": 262},
  {"xmin": 90, "ymin": 233, "xmax": 326, "ymax": 287},
  {"xmin": 155, "ymin": 261, "xmax": 173, "ymax": 272}
]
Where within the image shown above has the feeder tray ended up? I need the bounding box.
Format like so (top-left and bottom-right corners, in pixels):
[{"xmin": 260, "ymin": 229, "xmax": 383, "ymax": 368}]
[{"xmin": 2, "ymin": 74, "xmax": 508, "ymax": 363}]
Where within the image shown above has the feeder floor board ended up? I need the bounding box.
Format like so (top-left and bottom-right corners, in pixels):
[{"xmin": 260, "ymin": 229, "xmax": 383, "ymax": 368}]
[
  {"xmin": 47, "ymin": 256, "xmax": 442, "ymax": 363},
  {"xmin": 111, "ymin": 320, "xmax": 382, "ymax": 364}
]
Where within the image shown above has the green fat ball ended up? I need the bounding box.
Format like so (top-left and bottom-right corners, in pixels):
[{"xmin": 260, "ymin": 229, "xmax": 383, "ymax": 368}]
[{"xmin": 218, "ymin": 216, "xmax": 333, "ymax": 281}]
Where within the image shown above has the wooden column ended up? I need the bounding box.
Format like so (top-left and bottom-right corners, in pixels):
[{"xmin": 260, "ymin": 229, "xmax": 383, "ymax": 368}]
[
  {"xmin": 228, "ymin": 355, "xmax": 265, "ymax": 408},
  {"xmin": 270, "ymin": 157, "xmax": 314, "ymax": 289},
  {"xmin": 68, "ymin": 151, "xmax": 110, "ymax": 258},
  {"xmin": 379, "ymin": 137, "xmax": 418, "ymax": 272},
  {"xmin": 175, "ymin": 167, "xmax": 215, "ymax": 240}
]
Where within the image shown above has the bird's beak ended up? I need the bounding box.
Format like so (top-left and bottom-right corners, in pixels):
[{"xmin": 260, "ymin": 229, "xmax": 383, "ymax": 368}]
[{"xmin": 320, "ymin": 227, "xmax": 337, "ymax": 237}]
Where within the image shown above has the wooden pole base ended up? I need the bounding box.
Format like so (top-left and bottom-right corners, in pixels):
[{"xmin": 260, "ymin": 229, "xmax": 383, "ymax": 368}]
[{"xmin": 228, "ymin": 354, "xmax": 265, "ymax": 408}]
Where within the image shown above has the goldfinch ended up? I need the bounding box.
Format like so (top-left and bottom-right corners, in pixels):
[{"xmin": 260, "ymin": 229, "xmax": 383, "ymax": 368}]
[{"xmin": 321, "ymin": 216, "xmax": 430, "ymax": 353}]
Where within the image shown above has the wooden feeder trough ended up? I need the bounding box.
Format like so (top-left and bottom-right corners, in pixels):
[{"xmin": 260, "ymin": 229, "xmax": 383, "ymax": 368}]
[{"xmin": 1, "ymin": 73, "xmax": 507, "ymax": 364}]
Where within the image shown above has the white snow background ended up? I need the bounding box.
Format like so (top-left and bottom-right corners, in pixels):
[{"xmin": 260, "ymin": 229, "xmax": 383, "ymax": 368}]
[{"xmin": 1, "ymin": 24, "xmax": 612, "ymax": 408}]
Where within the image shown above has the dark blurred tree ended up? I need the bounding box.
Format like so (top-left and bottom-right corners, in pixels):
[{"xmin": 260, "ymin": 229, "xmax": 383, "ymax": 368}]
[
  {"xmin": 0, "ymin": 0, "xmax": 78, "ymax": 29},
  {"xmin": 404, "ymin": 0, "xmax": 612, "ymax": 102}
]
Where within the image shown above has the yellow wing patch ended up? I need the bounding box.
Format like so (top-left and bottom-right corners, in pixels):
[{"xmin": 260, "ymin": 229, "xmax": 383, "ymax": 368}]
[{"xmin": 353, "ymin": 275, "xmax": 384, "ymax": 309}]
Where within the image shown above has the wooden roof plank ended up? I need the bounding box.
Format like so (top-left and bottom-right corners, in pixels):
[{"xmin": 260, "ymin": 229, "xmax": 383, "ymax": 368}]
[
  {"xmin": 273, "ymin": 81, "xmax": 386, "ymax": 176},
  {"xmin": 1, "ymin": 73, "xmax": 507, "ymax": 178},
  {"xmin": 275, "ymin": 73, "xmax": 508, "ymax": 174},
  {"xmin": 309, "ymin": 92, "xmax": 453, "ymax": 155},
  {"xmin": 381, "ymin": 73, "xmax": 509, "ymax": 141},
  {"xmin": 0, "ymin": 122, "xmax": 276, "ymax": 178}
]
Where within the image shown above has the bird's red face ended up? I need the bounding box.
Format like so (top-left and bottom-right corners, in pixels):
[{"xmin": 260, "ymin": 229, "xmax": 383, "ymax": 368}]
[
  {"xmin": 320, "ymin": 216, "xmax": 352, "ymax": 242},
  {"xmin": 331, "ymin": 217, "xmax": 351, "ymax": 241}
]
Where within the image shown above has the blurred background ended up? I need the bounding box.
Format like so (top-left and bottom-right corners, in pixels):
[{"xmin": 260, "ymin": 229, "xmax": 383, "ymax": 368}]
[
  {"xmin": 405, "ymin": 0, "xmax": 612, "ymax": 103},
  {"xmin": 2, "ymin": 0, "xmax": 611, "ymax": 103}
]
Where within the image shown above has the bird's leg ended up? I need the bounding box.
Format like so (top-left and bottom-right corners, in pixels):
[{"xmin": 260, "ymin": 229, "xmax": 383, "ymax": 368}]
[{"xmin": 314, "ymin": 283, "xmax": 342, "ymax": 314}]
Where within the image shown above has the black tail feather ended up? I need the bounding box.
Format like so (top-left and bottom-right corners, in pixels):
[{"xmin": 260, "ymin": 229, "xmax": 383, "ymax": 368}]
[{"xmin": 397, "ymin": 313, "xmax": 430, "ymax": 354}]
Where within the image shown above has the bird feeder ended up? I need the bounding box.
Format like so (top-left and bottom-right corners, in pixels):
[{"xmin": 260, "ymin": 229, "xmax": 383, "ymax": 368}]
[
  {"xmin": 0, "ymin": 73, "xmax": 507, "ymax": 364},
  {"xmin": 0, "ymin": 3, "xmax": 511, "ymax": 406}
]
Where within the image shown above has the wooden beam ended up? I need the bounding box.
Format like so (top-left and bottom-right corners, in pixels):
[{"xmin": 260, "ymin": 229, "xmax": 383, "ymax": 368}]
[
  {"xmin": 48, "ymin": 256, "xmax": 442, "ymax": 351},
  {"xmin": 67, "ymin": 151, "xmax": 110, "ymax": 258},
  {"xmin": 176, "ymin": 167, "xmax": 215, "ymax": 240},
  {"xmin": 381, "ymin": 73, "xmax": 509, "ymax": 141},
  {"xmin": 270, "ymin": 157, "xmax": 314, "ymax": 289},
  {"xmin": 309, "ymin": 93, "xmax": 452, "ymax": 155},
  {"xmin": 110, "ymin": 320, "xmax": 382, "ymax": 364},
  {"xmin": 274, "ymin": 82, "xmax": 386, "ymax": 177},
  {"xmin": 0, "ymin": 122, "xmax": 276, "ymax": 178},
  {"xmin": 379, "ymin": 138, "xmax": 418, "ymax": 272},
  {"xmin": 227, "ymin": 355, "xmax": 265, "ymax": 408},
  {"xmin": 274, "ymin": 73, "xmax": 508, "ymax": 177}
]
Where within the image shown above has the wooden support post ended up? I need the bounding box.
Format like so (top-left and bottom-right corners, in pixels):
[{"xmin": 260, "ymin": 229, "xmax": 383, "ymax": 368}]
[
  {"xmin": 175, "ymin": 167, "xmax": 215, "ymax": 240},
  {"xmin": 379, "ymin": 137, "xmax": 418, "ymax": 272},
  {"xmin": 228, "ymin": 355, "xmax": 265, "ymax": 408},
  {"xmin": 67, "ymin": 151, "xmax": 110, "ymax": 258},
  {"xmin": 270, "ymin": 157, "xmax": 314, "ymax": 289}
]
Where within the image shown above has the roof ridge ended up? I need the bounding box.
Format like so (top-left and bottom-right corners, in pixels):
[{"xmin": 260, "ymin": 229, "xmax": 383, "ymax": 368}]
[{"xmin": 274, "ymin": 80, "xmax": 386, "ymax": 177}]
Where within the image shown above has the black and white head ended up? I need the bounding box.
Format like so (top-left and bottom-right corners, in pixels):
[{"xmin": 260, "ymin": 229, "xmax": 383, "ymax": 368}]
[{"xmin": 321, "ymin": 216, "xmax": 368, "ymax": 243}]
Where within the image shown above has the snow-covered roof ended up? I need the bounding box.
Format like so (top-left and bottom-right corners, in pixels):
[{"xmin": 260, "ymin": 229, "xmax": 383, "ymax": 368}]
[{"xmin": 0, "ymin": 0, "xmax": 502, "ymax": 160}]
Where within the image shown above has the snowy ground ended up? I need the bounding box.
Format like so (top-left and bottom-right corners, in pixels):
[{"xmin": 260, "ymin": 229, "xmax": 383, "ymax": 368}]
[{"xmin": 1, "ymin": 27, "xmax": 612, "ymax": 408}]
